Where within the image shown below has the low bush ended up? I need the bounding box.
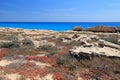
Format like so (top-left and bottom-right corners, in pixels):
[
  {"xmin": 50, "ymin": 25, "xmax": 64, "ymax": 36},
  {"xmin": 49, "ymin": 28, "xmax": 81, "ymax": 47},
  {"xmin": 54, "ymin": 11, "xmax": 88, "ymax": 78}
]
[
  {"xmin": 22, "ymin": 39, "xmax": 34, "ymax": 46},
  {"xmin": 38, "ymin": 44, "xmax": 58, "ymax": 52},
  {"xmin": 1, "ymin": 41, "xmax": 20, "ymax": 48},
  {"xmin": 79, "ymin": 57, "xmax": 120, "ymax": 79},
  {"xmin": 0, "ymin": 34, "xmax": 18, "ymax": 41},
  {"xmin": 105, "ymin": 38, "xmax": 118, "ymax": 44},
  {"xmin": 56, "ymin": 54, "xmax": 79, "ymax": 71},
  {"xmin": 100, "ymin": 37, "xmax": 118, "ymax": 44},
  {"xmin": 7, "ymin": 35, "xmax": 18, "ymax": 41},
  {"xmin": 46, "ymin": 51, "xmax": 57, "ymax": 57},
  {"xmin": 7, "ymin": 47, "xmax": 40, "ymax": 56}
]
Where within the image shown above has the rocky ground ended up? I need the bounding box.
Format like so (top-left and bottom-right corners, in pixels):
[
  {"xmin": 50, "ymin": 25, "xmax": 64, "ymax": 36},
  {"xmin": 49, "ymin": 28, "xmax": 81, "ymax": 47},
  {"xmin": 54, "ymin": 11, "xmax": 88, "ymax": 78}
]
[{"xmin": 0, "ymin": 28, "xmax": 120, "ymax": 80}]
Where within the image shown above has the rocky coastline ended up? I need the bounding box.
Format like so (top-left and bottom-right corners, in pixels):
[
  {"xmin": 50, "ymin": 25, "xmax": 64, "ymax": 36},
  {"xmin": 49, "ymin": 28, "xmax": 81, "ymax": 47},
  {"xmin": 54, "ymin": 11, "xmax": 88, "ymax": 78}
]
[
  {"xmin": 73, "ymin": 26, "xmax": 120, "ymax": 33},
  {"xmin": 0, "ymin": 27, "xmax": 120, "ymax": 80}
]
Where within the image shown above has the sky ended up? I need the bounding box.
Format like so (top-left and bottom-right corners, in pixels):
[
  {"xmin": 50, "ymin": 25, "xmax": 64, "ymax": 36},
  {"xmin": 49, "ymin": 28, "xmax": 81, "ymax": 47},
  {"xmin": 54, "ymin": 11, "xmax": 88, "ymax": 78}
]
[{"xmin": 0, "ymin": 0, "xmax": 120, "ymax": 22}]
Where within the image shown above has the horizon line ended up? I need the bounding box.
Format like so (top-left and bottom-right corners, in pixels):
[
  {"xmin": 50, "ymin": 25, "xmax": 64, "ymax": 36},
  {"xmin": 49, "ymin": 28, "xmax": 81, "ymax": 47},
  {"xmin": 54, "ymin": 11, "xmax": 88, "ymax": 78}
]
[{"xmin": 0, "ymin": 21, "xmax": 119, "ymax": 23}]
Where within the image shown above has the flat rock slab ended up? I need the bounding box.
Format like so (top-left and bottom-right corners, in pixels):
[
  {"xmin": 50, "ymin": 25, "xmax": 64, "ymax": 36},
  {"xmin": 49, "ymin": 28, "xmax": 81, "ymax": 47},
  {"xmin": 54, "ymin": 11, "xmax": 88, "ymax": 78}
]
[{"xmin": 70, "ymin": 46, "xmax": 120, "ymax": 58}]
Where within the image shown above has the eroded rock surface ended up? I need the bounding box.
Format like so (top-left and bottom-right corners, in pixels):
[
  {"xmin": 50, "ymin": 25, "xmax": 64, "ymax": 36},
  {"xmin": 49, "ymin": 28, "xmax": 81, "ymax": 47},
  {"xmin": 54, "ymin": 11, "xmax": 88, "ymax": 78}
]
[
  {"xmin": 68, "ymin": 35, "xmax": 120, "ymax": 61},
  {"xmin": 86, "ymin": 26, "xmax": 117, "ymax": 33}
]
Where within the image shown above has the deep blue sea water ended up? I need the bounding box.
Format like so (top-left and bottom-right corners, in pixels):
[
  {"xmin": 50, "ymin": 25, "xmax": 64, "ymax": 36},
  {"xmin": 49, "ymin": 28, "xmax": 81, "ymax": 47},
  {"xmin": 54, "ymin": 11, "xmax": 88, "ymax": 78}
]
[{"xmin": 0, "ymin": 22, "xmax": 120, "ymax": 31}]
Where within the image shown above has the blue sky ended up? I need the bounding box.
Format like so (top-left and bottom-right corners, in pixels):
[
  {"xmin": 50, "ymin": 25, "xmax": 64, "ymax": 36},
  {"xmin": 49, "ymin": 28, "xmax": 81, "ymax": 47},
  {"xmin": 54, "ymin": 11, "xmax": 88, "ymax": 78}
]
[{"xmin": 0, "ymin": 0, "xmax": 120, "ymax": 22}]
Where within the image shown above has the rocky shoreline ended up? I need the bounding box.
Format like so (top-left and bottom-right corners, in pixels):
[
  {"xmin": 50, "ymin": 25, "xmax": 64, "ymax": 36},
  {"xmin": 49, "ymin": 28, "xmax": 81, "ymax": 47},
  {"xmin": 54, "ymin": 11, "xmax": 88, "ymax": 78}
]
[
  {"xmin": 73, "ymin": 26, "xmax": 120, "ymax": 33},
  {"xmin": 0, "ymin": 27, "xmax": 120, "ymax": 80}
]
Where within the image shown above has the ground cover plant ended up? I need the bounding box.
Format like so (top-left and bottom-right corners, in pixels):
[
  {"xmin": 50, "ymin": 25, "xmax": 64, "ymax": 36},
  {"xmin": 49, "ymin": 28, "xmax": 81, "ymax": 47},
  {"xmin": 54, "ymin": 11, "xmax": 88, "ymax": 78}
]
[{"xmin": 0, "ymin": 35, "xmax": 119, "ymax": 80}]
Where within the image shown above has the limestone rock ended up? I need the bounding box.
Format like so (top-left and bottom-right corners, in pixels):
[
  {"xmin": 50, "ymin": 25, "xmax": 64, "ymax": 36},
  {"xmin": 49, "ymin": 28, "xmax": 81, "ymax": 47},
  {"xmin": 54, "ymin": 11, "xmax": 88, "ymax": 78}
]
[
  {"xmin": 118, "ymin": 27, "xmax": 120, "ymax": 32},
  {"xmin": 98, "ymin": 39, "xmax": 120, "ymax": 50},
  {"xmin": 62, "ymin": 34, "xmax": 99, "ymax": 44},
  {"xmin": 118, "ymin": 39, "xmax": 120, "ymax": 45},
  {"xmin": 69, "ymin": 38, "xmax": 120, "ymax": 61},
  {"xmin": 86, "ymin": 26, "xmax": 117, "ymax": 33},
  {"xmin": 69, "ymin": 45, "xmax": 120, "ymax": 61},
  {"xmin": 72, "ymin": 26, "xmax": 83, "ymax": 31}
]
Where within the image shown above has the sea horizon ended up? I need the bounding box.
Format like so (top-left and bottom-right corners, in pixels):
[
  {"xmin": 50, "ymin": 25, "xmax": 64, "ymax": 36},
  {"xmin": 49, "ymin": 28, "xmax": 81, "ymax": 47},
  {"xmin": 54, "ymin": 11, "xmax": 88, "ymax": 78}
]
[
  {"xmin": 0, "ymin": 22, "xmax": 120, "ymax": 31},
  {"xmin": 0, "ymin": 21, "xmax": 120, "ymax": 23}
]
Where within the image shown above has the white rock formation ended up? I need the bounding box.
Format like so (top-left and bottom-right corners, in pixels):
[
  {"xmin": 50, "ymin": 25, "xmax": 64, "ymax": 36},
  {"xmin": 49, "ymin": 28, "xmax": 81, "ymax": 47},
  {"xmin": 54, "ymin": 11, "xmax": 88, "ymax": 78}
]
[{"xmin": 69, "ymin": 34, "xmax": 120, "ymax": 59}]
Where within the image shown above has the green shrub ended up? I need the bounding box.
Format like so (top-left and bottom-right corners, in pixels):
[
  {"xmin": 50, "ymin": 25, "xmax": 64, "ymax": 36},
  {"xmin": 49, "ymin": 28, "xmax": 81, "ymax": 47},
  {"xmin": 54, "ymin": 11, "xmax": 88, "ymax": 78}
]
[
  {"xmin": 100, "ymin": 36, "xmax": 119, "ymax": 44},
  {"xmin": 22, "ymin": 39, "xmax": 34, "ymax": 46},
  {"xmin": 7, "ymin": 47, "xmax": 40, "ymax": 56},
  {"xmin": 7, "ymin": 35, "xmax": 18, "ymax": 41},
  {"xmin": 38, "ymin": 44, "xmax": 58, "ymax": 52},
  {"xmin": 1, "ymin": 41, "xmax": 20, "ymax": 48},
  {"xmin": 55, "ymin": 37, "xmax": 63, "ymax": 43},
  {"xmin": 56, "ymin": 54, "xmax": 79, "ymax": 71},
  {"xmin": 102, "ymin": 37, "xmax": 118, "ymax": 44},
  {"xmin": 0, "ymin": 34, "xmax": 18, "ymax": 41},
  {"xmin": 107, "ymin": 38, "xmax": 118, "ymax": 44},
  {"xmin": 46, "ymin": 51, "xmax": 57, "ymax": 57}
]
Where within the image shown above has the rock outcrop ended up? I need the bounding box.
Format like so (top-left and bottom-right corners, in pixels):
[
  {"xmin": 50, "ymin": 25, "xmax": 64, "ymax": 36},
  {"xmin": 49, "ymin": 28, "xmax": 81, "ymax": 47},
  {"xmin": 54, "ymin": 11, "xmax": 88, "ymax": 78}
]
[
  {"xmin": 98, "ymin": 39, "xmax": 120, "ymax": 50},
  {"xmin": 69, "ymin": 44, "xmax": 120, "ymax": 61},
  {"xmin": 118, "ymin": 26, "xmax": 120, "ymax": 32},
  {"xmin": 68, "ymin": 35, "xmax": 120, "ymax": 61},
  {"xmin": 61, "ymin": 34, "xmax": 99, "ymax": 43},
  {"xmin": 118, "ymin": 39, "xmax": 120, "ymax": 45},
  {"xmin": 86, "ymin": 26, "xmax": 117, "ymax": 33},
  {"xmin": 72, "ymin": 26, "xmax": 83, "ymax": 31}
]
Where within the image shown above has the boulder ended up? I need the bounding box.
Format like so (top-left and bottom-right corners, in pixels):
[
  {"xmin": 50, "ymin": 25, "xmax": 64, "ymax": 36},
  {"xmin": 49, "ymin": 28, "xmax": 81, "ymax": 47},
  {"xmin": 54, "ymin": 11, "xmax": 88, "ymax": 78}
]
[
  {"xmin": 118, "ymin": 39, "xmax": 120, "ymax": 45},
  {"xmin": 86, "ymin": 26, "xmax": 117, "ymax": 33},
  {"xmin": 118, "ymin": 27, "xmax": 120, "ymax": 32},
  {"xmin": 72, "ymin": 26, "xmax": 83, "ymax": 31},
  {"xmin": 85, "ymin": 27, "xmax": 93, "ymax": 32}
]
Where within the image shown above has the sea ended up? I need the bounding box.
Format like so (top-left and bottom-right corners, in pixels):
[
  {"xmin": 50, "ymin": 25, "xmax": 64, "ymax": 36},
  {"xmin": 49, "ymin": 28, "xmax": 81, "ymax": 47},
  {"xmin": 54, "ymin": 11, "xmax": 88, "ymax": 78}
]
[{"xmin": 0, "ymin": 22, "xmax": 120, "ymax": 31}]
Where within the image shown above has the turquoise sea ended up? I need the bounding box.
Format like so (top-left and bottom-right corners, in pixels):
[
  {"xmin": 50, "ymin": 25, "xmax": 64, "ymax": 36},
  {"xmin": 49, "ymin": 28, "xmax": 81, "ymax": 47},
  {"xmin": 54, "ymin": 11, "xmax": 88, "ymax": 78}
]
[{"xmin": 0, "ymin": 22, "xmax": 120, "ymax": 31}]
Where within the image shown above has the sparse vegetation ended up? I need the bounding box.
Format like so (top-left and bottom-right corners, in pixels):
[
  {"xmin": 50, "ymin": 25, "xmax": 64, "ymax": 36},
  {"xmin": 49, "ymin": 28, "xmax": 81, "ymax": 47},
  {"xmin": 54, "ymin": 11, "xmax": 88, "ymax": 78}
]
[
  {"xmin": 0, "ymin": 71, "xmax": 6, "ymax": 80},
  {"xmin": 38, "ymin": 44, "xmax": 58, "ymax": 52},
  {"xmin": 0, "ymin": 34, "xmax": 18, "ymax": 40},
  {"xmin": 107, "ymin": 38, "xmax": 118, "ymax": 44},
  {"xmin": 78, "ymin": 57, "xmax": 120, "ymax": 80},
  {"xmin": 22, "ymin": 39, "xmax": 34, "ymax": 46},
  {"xmin": 7, "ymin": 35, "xmax": 18, "ymax": 41},
  {"xmin": 101, "ymin": 37, "xmax": 118, "ymax": 44},
  {"xmin": 19, "ymin": 76, "xmax": 26, "ymax": 80},
  {"xmin": 98, "ymin": 34, "xmax": 120, "ymax": 44},
  {"xmin": 46, "ymin": 51, "xmax": 57, "ymax": 57},
  {"xmin": 56, "ymin": 54, "xmax": 79, "ymax": 71},
  {"xmin": 0, "ymin": 28, "xmax": 119, "ymax": 80},
  {"xmin": 1, "ymin": 40, "xmax": 20, "ymax": 48},
  {"xmin": 7, "ymin": 47, "xmax": 41, "ymax": 56}
]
